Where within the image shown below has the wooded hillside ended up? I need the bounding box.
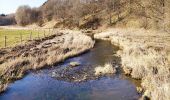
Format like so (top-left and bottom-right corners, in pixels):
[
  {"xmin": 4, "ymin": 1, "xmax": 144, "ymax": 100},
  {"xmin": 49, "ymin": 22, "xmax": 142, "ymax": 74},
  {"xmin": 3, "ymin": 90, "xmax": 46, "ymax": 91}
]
[{"xmin": 15, "ymin": 0, "xmax": 170, "ymax": 31}]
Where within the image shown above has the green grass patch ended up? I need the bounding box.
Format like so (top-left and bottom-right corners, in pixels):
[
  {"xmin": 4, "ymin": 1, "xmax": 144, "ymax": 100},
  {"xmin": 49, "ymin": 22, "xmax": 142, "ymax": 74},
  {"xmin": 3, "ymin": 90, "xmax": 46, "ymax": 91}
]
[{"xmin": 0, "ymin": 29, "xmax": 51, "ymax": 48}]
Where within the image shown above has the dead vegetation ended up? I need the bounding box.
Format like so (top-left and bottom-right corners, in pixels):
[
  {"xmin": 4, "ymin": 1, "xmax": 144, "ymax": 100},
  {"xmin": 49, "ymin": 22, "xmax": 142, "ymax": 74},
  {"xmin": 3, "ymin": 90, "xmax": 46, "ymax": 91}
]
[
  {"xmin": 12, "ymin": 0, "xmax": 170, "ymax": 32},
  {"xmin": 94, "ymin": 28, "xmax": 170, "ymax": 100},
  {"xmin": 0, "ymin": 30, "xmax": 94, "ymax": 93},
  {"xmin": 95, "ymin": 63, "xmax": 116, "ymax": 76}
]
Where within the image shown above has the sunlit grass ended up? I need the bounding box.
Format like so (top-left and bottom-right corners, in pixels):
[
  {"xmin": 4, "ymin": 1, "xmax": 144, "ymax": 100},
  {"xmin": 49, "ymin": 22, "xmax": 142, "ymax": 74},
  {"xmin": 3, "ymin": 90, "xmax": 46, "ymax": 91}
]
[{"xmin": 0, "ymin": 29, "xmax": 51, "ymax": 48}]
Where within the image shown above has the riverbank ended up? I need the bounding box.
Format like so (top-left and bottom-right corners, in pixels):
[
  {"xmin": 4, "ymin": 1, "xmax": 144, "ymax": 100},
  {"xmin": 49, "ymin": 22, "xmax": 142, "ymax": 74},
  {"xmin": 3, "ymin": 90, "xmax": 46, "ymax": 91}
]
[
  {"xmin": 0, "ymin": 30, "xmax": 95, "ymax": 93},
  {"xmin": 94, "ymin": 28, "xmax": 170, "ymax": 100}
]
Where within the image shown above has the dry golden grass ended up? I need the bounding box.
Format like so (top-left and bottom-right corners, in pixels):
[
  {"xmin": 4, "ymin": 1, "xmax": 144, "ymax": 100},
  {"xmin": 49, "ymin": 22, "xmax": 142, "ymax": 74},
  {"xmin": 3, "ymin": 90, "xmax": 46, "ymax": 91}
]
[
  {"xmin": 0, "ymin": 57, "xmax": 29, "ymax": 79},
  {"xmin": 95, "ymin": 63, "xmax": 116, "ymax": 76},
  {"xmin": 94, "ymin": 28, "xmax": 170, "ymax": 100},
  {"xmin": 0, "ymin": 28, "xmax": 51, "ymax": 48},
  {"xmin": 168, "ymin": 53, "xmax": 170, "ymax": 64},
  {"xmin": 0, "ymin": 83, "xmax": 8, "ymax": 93},
  {"xmin": 126, "ymin": 18, "xmax": 145, "ymax": 28}
]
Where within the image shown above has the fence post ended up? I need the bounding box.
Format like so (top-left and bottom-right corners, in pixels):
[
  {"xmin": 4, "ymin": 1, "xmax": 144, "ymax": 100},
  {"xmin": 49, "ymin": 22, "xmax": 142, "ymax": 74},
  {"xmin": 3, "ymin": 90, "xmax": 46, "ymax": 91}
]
[
  {"xmin": 30, "ymin": 32, "xmax": 32, "ymax": 40},
  {"xmin": 44, "ymin": 30, "xmax": 46, "ymax": 37},
  {"xmin": 20, "ymin": 33, "xmax": 22, "ymax": 44},
  {"xmin": 38, "ymin": 31, "xmax": 40, "ymax": 39},
  {"xmin": 49, "ymin": 28, "xmax": 50, "ymax": 35},
  {"xmin": 4, "ymin": 35, "xmax": 7, "ymax": 48}
]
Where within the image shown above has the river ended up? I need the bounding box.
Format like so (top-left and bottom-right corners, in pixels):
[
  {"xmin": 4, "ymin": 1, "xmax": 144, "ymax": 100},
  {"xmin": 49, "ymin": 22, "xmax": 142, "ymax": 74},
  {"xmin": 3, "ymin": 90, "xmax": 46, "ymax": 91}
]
[{"xmin": 0, "ymin": 40, "xmax": 140, "ymax": 100}]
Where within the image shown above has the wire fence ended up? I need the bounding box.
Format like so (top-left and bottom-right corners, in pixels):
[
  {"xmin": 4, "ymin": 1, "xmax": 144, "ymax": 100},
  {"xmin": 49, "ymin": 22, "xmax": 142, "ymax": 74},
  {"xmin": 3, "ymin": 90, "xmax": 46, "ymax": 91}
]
[{"xmin": 0, "ymin": 28, "xmax": 55, "ymax": 48}]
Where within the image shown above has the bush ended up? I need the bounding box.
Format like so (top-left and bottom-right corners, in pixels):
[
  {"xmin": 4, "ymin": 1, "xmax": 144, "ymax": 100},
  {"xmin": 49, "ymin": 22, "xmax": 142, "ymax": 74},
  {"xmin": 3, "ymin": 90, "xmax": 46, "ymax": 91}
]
[
  {"xmin": 15, "ymin": 5, "xmax": 40, "ymax": 26},
  {"xmin": 15, "ymin": 5, "xmax": 32, "ymax": 26}
]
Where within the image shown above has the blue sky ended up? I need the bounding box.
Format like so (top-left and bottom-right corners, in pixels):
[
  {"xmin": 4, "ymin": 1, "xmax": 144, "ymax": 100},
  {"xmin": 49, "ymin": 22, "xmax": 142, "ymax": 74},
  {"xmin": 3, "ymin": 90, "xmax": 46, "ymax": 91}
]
[{"xmin": 0, "ymin": 0, "xmax": 47, "ymax": 14}]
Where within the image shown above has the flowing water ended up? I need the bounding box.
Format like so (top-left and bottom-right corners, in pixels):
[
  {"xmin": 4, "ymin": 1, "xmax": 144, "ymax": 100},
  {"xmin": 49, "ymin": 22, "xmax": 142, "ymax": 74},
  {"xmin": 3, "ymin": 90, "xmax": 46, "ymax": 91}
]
[{"xmin": 0, "ymin": 40, "xmax": 140, "ymax": 100}]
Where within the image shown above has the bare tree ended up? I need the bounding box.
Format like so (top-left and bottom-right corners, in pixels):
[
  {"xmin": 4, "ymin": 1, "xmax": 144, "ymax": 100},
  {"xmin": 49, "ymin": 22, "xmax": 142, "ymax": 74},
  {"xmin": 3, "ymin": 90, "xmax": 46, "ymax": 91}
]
[
  {"xmin": 15, "ymin": 5, "xmax": 32, "ymax": 26},
  {"xmin": 105, "ymin": 0, "xmax": 114, "ymax": 24},
  {"xmin": 14, "ymin": 0, "xmax": 170, "ymax": 30}
]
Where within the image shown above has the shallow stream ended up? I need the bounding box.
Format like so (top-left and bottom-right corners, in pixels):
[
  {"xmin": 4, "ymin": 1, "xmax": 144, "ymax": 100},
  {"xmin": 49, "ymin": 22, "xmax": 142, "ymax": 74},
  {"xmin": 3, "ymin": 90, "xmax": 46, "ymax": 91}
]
[{"xmin": 0, "ymin": 40, "xmax": 140, "ymax": 100}]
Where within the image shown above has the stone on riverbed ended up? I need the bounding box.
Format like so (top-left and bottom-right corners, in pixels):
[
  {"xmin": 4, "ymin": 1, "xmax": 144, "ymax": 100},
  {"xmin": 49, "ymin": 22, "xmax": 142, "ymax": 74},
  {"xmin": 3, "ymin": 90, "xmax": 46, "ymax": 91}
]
[
  {"xmin": 52, "ymin": 72, "xmax": 58, "ymax": 78},
  {"xmin": 69, "ymin": 62, "xmax": 80, "ymax": 67},
  {"xmin": 51, "ymin": 65, "xmax": 97, "ymax": 82}
]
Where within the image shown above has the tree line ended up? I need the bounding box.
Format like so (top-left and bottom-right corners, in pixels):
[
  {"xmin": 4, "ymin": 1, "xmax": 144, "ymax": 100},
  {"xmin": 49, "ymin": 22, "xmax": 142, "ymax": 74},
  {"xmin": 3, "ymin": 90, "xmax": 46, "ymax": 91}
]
[{"xmin": 0, "ymin": 14, "xmax": 16, "ymax": 26}]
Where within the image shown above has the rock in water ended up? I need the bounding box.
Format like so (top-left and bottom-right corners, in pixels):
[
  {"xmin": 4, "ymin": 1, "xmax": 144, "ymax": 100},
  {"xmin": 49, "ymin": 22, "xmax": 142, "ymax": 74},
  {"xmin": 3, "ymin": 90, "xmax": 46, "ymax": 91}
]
[{"xmin": 69, "ymin": 62, "xmax": 80, "ymax": 67}]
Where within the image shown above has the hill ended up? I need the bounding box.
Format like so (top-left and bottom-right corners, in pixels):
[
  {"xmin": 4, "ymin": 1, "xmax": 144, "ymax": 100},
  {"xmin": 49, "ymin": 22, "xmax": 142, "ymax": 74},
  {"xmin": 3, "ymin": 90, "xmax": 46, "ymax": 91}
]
[{"xmin": 13, "ymin": 0, "xmax": 169, "ymax": 32}]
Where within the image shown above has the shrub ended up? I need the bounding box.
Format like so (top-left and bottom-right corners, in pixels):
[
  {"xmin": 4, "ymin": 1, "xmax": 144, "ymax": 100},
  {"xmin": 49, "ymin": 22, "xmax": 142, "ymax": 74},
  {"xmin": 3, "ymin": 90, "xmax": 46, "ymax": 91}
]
[{"xmin": 15, "ymin": 5, "xmax": 41, "ymax": 26}]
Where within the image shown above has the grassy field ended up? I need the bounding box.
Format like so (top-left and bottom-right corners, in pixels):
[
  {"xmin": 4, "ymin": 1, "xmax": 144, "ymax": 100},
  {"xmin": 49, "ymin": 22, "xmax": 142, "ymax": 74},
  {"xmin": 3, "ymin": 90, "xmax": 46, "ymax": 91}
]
[{"xmin": 0, "ymin": 29, "xmax": 52, "ymax": 48}]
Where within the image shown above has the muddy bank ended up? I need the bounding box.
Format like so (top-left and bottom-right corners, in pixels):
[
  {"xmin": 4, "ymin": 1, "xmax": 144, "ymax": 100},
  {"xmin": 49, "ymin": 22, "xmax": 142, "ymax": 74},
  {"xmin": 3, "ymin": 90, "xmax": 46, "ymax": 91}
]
[
  {"xmin": 0, "ymin": 30, "xmax": 94, "ymax": 93},
  {"xmin": 94, "ymin": 28, "xmax": 170, "ymax": 100}
]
